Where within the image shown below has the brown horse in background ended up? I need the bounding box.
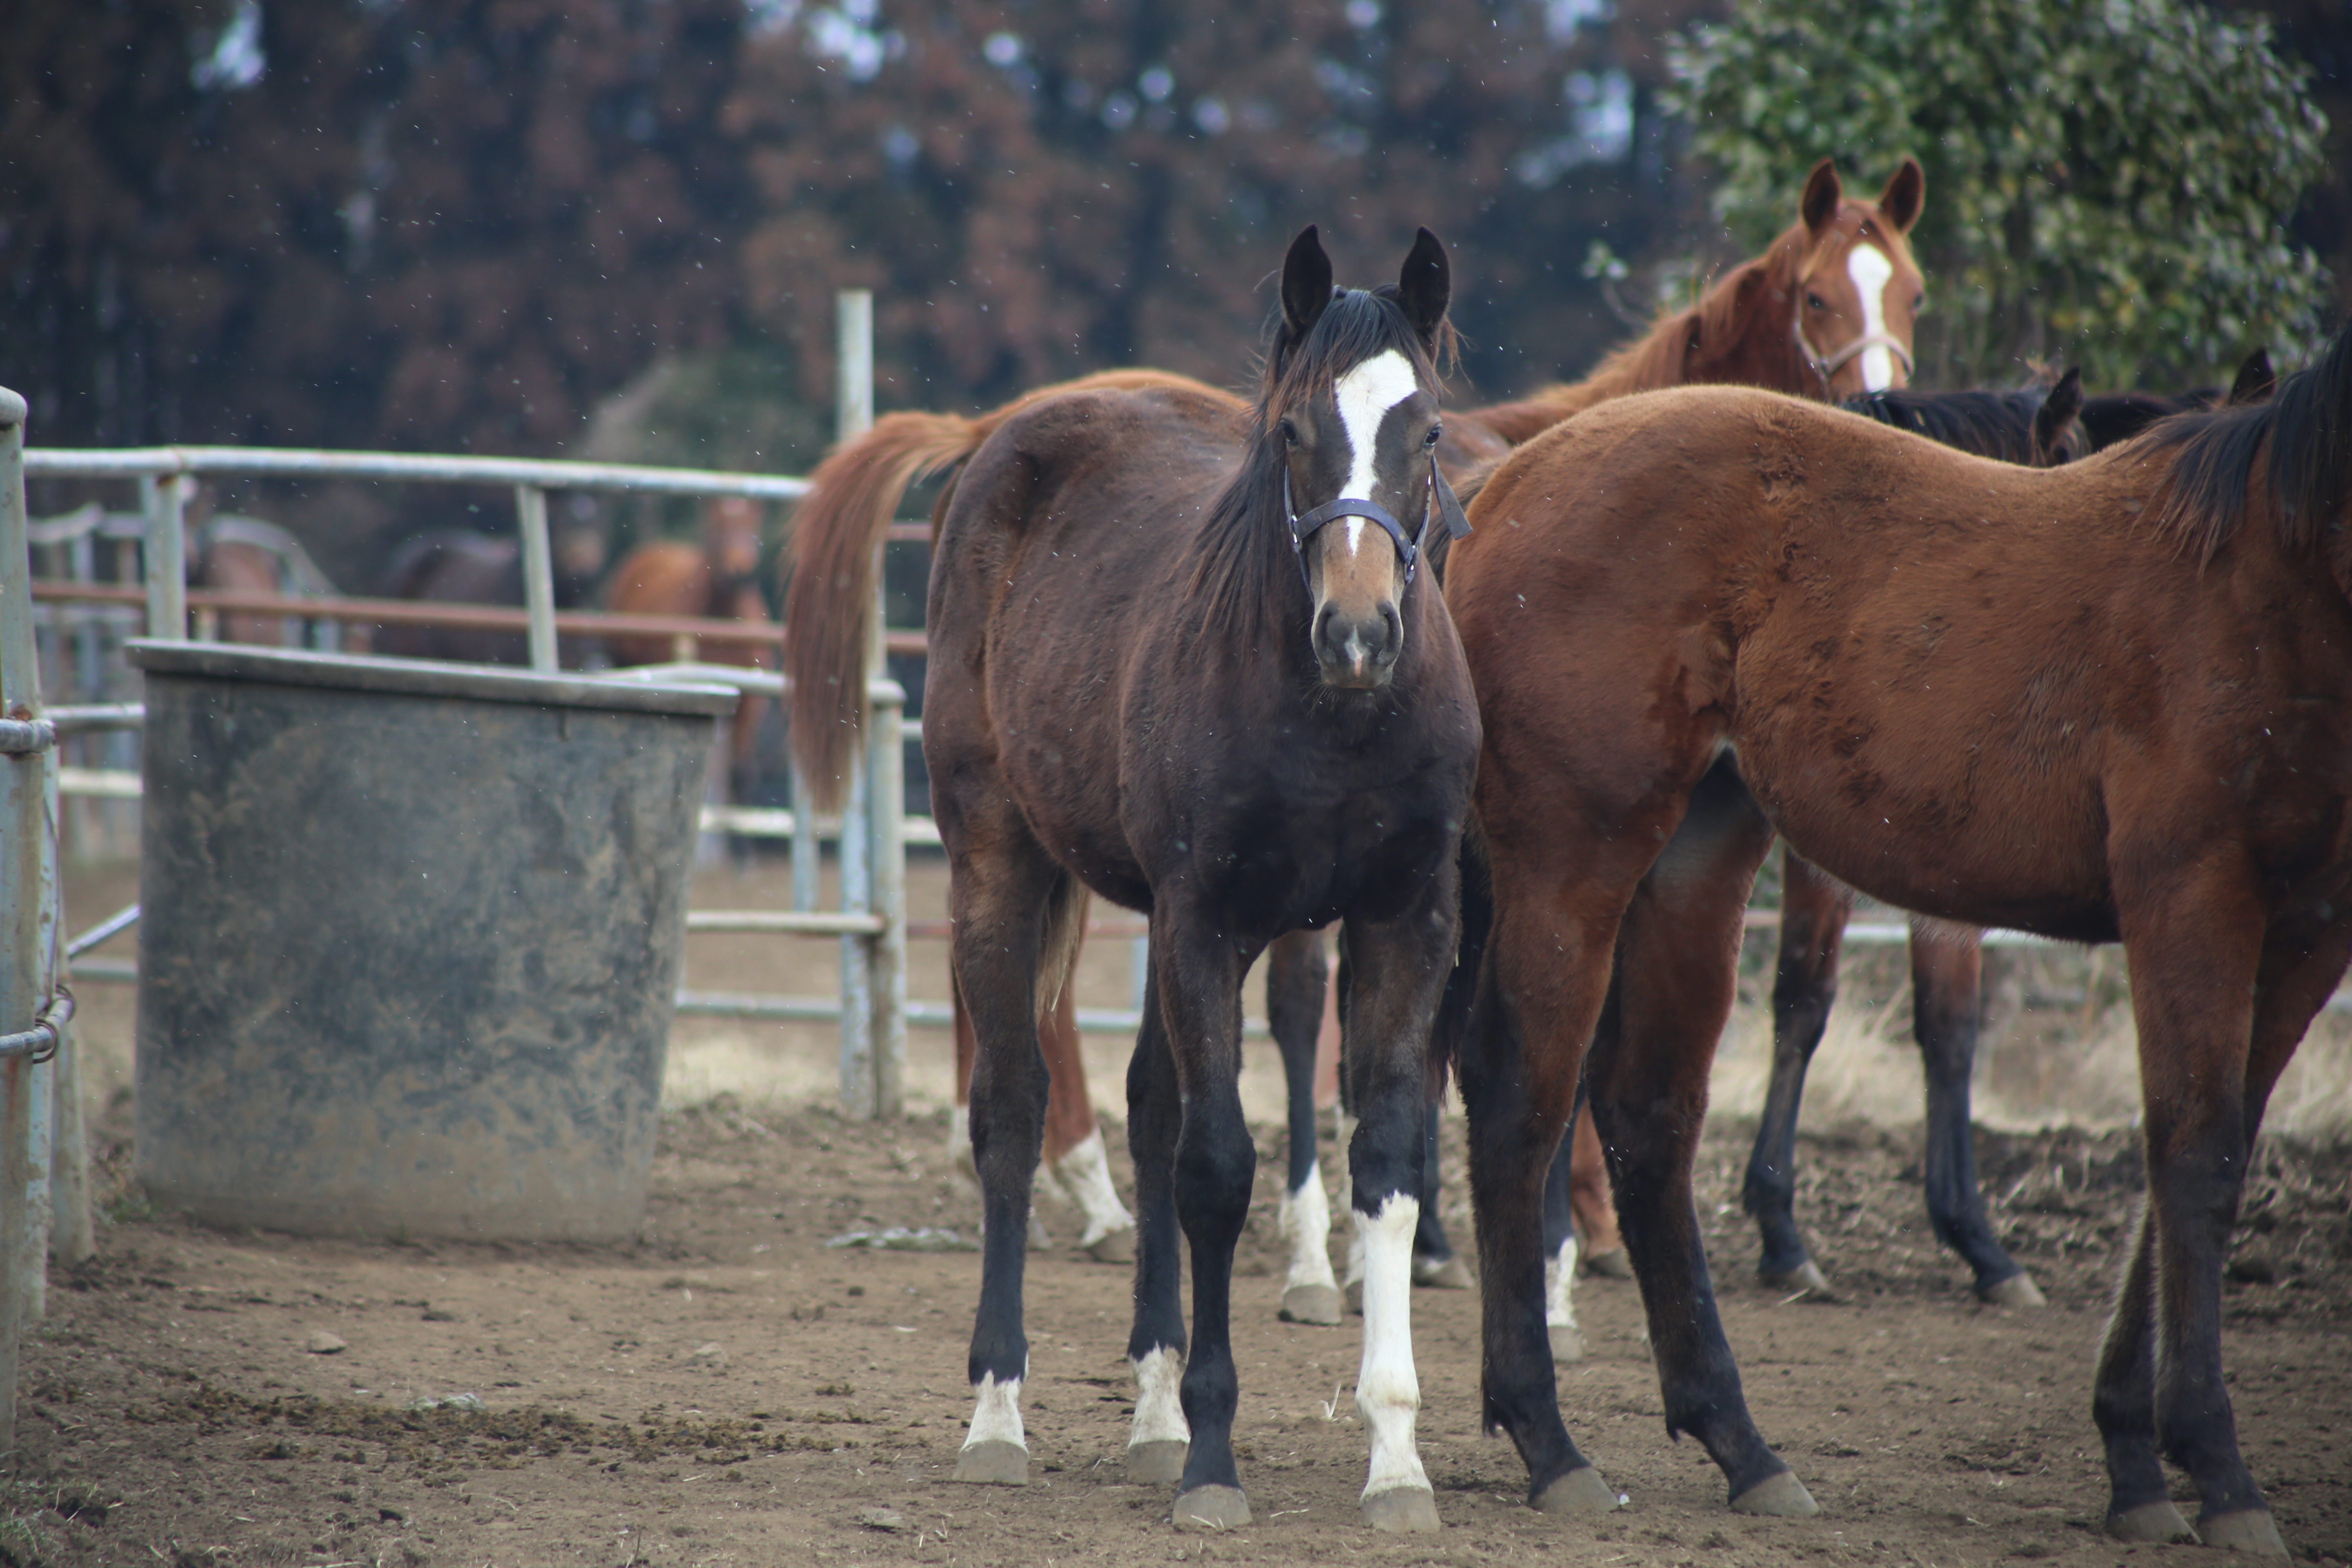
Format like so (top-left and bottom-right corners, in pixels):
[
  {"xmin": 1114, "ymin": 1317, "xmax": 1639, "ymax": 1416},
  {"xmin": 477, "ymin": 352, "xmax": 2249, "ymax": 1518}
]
[
  {"xmin": 1444, "ymin": 328, "xmax": 2352, "ymax": 1550},
  {"xmin": 1452, "ymin": 156, "xmax": 1925, "ymax": 456},
  {"xmin": 606, "ymin": 495, "xmax": 775, "ymax": 800}
]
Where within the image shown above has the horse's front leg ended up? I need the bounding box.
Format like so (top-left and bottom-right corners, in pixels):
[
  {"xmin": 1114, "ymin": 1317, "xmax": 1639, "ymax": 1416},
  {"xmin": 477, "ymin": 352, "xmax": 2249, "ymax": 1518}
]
[
  {"xmin": 1148, "ymin": 908, "xmax": 1256, "ymax": 1530},
  {"xmin": 1340, "ymin": 882, "xmax": 1462, "ymax": 1533},
  {"xmin": 1265, "ymin": 928, "xmax": 1343, "ymax": 1325}
]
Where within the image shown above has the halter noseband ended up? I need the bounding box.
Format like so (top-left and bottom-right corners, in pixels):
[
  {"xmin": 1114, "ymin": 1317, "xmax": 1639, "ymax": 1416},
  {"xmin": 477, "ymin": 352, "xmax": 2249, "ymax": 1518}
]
[
  {"xmin": 1792, "ymin": 310, "xmax": 1916, "ymax": 396},
  {"xmin": 1283, "ymin": 451, "xmax": 1472, "ymax": 590}
]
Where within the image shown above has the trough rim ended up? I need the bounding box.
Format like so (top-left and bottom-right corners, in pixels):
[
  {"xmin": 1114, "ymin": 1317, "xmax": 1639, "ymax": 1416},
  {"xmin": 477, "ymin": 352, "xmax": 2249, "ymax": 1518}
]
[{"xmin": 125, "ymin": 639, "xmax": 740, "ymax": 718}]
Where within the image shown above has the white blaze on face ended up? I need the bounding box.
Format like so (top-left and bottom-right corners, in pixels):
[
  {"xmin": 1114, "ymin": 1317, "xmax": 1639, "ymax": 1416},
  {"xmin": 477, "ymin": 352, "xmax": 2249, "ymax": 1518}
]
[
  {"xmin": 1846, "ymin": 243, "xmax": 1898, "ymax": 391},
  {"xmin": 1330, "ymin": 349, "xmax": 1423, "ymax": 560}
]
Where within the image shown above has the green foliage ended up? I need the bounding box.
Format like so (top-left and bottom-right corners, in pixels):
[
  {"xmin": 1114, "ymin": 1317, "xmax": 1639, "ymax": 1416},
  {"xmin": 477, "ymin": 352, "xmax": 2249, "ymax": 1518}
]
[{"xmin": 1666, "ymin": 0, "xmax": 2334, "ymax": 388}]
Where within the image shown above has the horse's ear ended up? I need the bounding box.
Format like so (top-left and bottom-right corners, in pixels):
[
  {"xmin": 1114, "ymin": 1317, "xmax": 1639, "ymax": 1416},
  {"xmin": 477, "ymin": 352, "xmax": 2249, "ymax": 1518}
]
[
  {"xmin": 2034, "ymin": 368, "xmax": 2083, "ymax": 466},
  {"xmin": 1397, "ymin": 228, "xmax": 1450, "ymax": 351},
  {"xmin": 1877, "ymin": 158, "xmax": 1925, "ymax": 235},
  {"xmin": 1281, "ymin": 226, "xmax": 1336, "ymax": 344},
  {"xmin": 1800, "ymin": 158, "xmax": 1843, "ymax": 235},
  {"xmin": 2227, "ymin": 346, "xmax": 2276, "ymax": 406}
]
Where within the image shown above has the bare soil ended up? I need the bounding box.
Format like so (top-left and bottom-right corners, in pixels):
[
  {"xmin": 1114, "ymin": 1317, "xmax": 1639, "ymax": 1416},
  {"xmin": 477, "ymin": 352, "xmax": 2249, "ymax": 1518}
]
[{"xmin": 16, "ymin": 858, "xmax": 2351, "ymax": 1567}]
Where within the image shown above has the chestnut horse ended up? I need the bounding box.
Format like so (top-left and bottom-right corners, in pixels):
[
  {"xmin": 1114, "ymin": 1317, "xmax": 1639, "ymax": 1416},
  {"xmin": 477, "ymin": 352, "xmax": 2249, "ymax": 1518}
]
[
  {"xmin": 1453, "ymin": 156, "xmax": 1925, "ymax": 455},
  {"xmin": 787, "ymin": 229, "xmax": 1481, "ymax": 1532},
  {"xmin": 605, "ymin": 495, "xmax": 775, "ymax": 800},
  {"xmin": 1444, "ymin": 330, "xmax": 2352, "ymax": 1550}
]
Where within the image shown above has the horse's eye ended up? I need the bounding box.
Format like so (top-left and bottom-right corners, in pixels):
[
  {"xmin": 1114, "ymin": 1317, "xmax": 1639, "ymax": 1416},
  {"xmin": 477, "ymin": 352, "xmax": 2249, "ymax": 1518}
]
[
  {"xmin": 1423, "ymin": 424, "xmax": 1443, "ymax": 448},
  {"xmin": 1279, "ymin": 418, "xmax": 1299, "ymax": 448},
  {"xmin": 1913, "ymin": 294, "xmax": 1926, "ymax": 313},
  {"xmin": 1806, "ymin": 292, "xmax": 1827, "ymax": 312}
]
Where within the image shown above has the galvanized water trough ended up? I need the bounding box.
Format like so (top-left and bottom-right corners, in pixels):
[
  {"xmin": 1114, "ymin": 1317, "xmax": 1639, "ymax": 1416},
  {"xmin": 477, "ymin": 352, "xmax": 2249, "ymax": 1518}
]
[{"xmin": 128, "ymin": 641, "xmax": 736, "ymax": 1241}]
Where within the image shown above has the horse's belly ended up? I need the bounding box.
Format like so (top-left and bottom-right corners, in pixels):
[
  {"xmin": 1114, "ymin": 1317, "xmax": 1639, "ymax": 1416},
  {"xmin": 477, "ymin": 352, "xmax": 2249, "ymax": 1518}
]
[{"xmin": 1734, "ymin": 725, "xmax": 2117, "ymax": 940}]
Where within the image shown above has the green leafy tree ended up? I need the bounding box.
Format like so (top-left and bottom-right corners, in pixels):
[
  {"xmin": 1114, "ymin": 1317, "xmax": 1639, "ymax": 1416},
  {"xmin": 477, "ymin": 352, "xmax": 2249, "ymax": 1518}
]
[{"xmin": 1665, "ymin": 0, "xmax": 2333, "ymax": 388}]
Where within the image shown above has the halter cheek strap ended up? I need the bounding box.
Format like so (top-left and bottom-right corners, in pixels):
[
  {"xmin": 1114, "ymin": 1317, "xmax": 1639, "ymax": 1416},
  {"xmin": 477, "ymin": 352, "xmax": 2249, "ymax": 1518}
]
[
  {"xmin": 1284, "ymin": 452, "xmax": 1473, "ymax": 588},
  {"xmin": 1793, "ymin": 311, "xmax": 1916, "ymax": 394}
]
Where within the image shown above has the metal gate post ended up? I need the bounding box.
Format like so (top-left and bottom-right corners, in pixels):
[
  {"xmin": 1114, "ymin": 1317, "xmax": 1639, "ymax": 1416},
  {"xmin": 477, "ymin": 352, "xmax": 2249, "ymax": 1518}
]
[
  {"xmin": 868, "ymin": 676, "xmax": 906, "ymax": 1119},
  {"xmin": 834, "ymin": 289, "xmax": 882, "ymax": 1117},
  {"xmin": 517, "ymin": 484, "xmax": 558, "ymax": 672},
  {"xmin": 140, "ymin": 471, "xmax": 187, "ymax": 640},
  {"xmin": 0, "ymin": 387, "xmax": 49, "ymax": 1452}
]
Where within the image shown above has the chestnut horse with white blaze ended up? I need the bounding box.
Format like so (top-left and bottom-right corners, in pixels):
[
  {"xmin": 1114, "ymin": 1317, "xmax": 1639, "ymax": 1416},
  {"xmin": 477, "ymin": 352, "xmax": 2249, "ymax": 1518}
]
[
  {"xmin": 1442, "ymin": 330, "xmax": 2352, "ymax": 1552},
  {"xmin": 787, "ymin": 229, "xmax": 1481, "ymax": 1532}
]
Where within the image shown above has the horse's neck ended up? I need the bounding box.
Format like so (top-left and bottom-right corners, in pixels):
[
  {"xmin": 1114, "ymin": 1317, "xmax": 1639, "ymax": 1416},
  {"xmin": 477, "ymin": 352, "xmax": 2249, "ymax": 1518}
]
[{"xmin": 1464, "ymin": 380, "xmax": 1621, "ymax": 445}]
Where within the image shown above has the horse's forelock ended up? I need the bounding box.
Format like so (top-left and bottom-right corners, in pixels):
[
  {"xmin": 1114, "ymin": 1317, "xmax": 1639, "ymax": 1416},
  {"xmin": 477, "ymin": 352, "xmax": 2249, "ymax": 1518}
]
[{"xmin": 1263, "ymin": 287, "xmax": 1443, "ymax": 425}]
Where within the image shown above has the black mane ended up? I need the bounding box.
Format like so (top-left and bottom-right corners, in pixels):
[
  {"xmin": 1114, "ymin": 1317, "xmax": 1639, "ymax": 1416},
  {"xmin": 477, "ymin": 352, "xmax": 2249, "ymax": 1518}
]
[
  {"xmin": 2147, "ymin": 323, "xmax": 2352, "ymax": 564},
  {"xmin": 1840, "ymin": 387, "xmax": 2058, "ymax": 464},
  {"xmin": 1190, "ymin": 287, "xmax": 1441, "ymax": 632}
]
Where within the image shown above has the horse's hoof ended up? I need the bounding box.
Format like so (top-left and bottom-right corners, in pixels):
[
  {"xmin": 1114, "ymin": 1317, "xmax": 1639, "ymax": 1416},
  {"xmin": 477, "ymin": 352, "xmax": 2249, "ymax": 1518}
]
[
  {"xmin": 1760, "ymin": 1259, "xmax": 1835, "ymax": 1298},
  {"xmin": 2197, "ymin": 1509, "xmax": 2289, "ymax": 1557},
  {"xmin": 1730, "ymin": 1470, "xmax": 1818, "ymax": 1517},
  {"xmin": 1548, "ymin": 1323, "xmax": 1586, "ymax": 1365},
  {"xmin": 1127, "ymin": 1440, "xmax": 1188, "ymax": 1484},
  {"xmin": 1362, "ymin": 1486, "xmax": 1441, "ymax": 1533},
  {"xmin": 1532, "ymin": 1466, "xmax": 1621, "ymax": 1514},
  {"xmin": 1085, "ymin": 1225, "xmax": 1137, "ymax": 1265},
  {"xmin": 1413, "ymin": 1253, "xmax": 1475, "ymax": 1290},
  {"xmin": 1174, "ymin": 1485, "xmax": 1252, "ymax": 1531},
  {"xmin": 953, "ymin": 1440, "xmax": 1029, "ymax": 1486},
  {"xmin": 1344, "ymin": 1279, "xmax": 1364, "ymax": 1316},
  {"xmin": 2106, "ymin": 1500, "xmax": 2196, "ymax": 1544},
  {"xmin": 1978, "ymin": 1271, "xmax": 2047, "ymax": 1309},
  {"xmin": 1280, "ymin": 1284, "xmax": 1344, "ymax": 1325},
  {"xmin": 1583, "ymin": 1247, "xmax": 1634, "ymax": 1280},
  {"xmin": 1026, "ymin": 1211, "xmax": 1053, "ymax": 1251}
]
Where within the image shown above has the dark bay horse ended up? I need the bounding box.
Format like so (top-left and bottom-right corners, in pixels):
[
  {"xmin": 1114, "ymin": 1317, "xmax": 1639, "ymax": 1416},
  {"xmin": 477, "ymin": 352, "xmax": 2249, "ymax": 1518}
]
[
  {"xmin": 2077, "ymin": 347, "xmax": 2275, "ymax": 450},
  {"xmin": 374, "ymin": 512, "xmax": 607, "ymax": 665},
  {"xmin": 786, "ymin": 229, "xmax": 1481, "ymax": 1532},
  {"xmin": 1446, "ymin": 330, "xmax": 2352, "ymax": 1552},
  {"xmin": 606, "ymin": 495, "xmax": 775, "ymax": 799},
  {"xmin": 1739, "ymin": 371, "xmax": 2086, "ymax": 1309}
]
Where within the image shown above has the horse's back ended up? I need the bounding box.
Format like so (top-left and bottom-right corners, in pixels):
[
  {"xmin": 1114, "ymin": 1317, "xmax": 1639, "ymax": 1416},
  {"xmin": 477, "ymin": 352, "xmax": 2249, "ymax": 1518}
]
[{"xmin": 1454, "ymin": 383, "xmax": 2321, "ymax": 937}]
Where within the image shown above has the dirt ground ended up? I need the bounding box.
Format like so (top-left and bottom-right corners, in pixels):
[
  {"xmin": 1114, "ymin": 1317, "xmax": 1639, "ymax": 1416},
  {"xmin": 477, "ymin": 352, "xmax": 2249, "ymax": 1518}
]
[{"xmin": 13, "ymin": 855, "xmax": 2352, "ymax": 1568}]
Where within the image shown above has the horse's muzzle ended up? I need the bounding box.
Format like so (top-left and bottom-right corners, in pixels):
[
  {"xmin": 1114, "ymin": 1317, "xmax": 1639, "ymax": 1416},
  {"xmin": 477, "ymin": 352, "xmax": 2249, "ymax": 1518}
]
[{"xmin": 1314, "ymin": 599, "xmax": 1401, "ymax": 689}]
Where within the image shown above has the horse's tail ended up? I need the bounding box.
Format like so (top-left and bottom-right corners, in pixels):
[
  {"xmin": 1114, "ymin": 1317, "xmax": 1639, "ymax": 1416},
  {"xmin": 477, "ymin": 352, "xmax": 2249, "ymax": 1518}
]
[
  {"xmin": 784, "ymin": 369, "xmax": 1236, "ymax": 810},
  {"xmin": 784, "ymin": 410, "xmax": 984, "ymax": 809},
  {"xmin": 1037, "ymin": 878, "xmax": 1090, "ymax": 1021}
]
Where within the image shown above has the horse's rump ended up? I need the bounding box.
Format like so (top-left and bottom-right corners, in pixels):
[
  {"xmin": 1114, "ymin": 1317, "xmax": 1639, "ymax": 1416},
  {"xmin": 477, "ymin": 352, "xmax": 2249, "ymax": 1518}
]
[{"xmin": 784, "ymin": 370, "xmax": 1239, "ymax": 808}]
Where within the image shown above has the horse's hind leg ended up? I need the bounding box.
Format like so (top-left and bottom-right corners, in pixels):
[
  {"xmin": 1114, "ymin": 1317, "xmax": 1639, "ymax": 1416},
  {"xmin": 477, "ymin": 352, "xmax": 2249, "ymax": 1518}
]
[
  {"xmin": 1910, "ymin": 922, "xmax": 2040, "ymax": 1305},
  {"xmin": 1742, "ymin": 848, "xmax": 1850, "ymax": 1293},
  {"xmin": 1591, "ymin": 763, "xmax": 1814, "ymax": 1515},
  {"xmin": 1267, "ymin": 929, "xmax": 1343, "ymax": 1326},
  {"xmin": 2096, "ymin": 900, "xmax": 2348, "ymax": 1557},
  {"xmin": 1038, "ymin": 918, "xmax": 1138, "ymax": 1263},
  {"xmin": 1124, "ymin": 951, "xmax": 1192, "ymax": 1484},
  {"xmin": 949, "ymin": 840, "xmax": 1073, "ymax": 1488}
]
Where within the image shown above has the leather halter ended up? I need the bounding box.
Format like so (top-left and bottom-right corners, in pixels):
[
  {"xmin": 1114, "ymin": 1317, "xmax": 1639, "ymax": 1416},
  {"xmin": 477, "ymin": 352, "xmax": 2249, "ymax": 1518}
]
[
  {"xmin": 1792, "ymin": 308, "xmax": 1915, "ymax": 396},
  {"xmin": 1283, "ymin": 450, "xmax": 1472, "ymax": 589}
]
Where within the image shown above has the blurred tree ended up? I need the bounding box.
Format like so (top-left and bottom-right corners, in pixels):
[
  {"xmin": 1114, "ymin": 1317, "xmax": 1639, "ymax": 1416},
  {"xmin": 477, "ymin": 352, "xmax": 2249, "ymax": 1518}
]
[
  {"xmin": 1665, "ymin": 0, "xmax": 2333, "ymax": 388},
  {"xmin": 723, "ymin": 0, "xmax": 1711, "ymax": 409}
]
